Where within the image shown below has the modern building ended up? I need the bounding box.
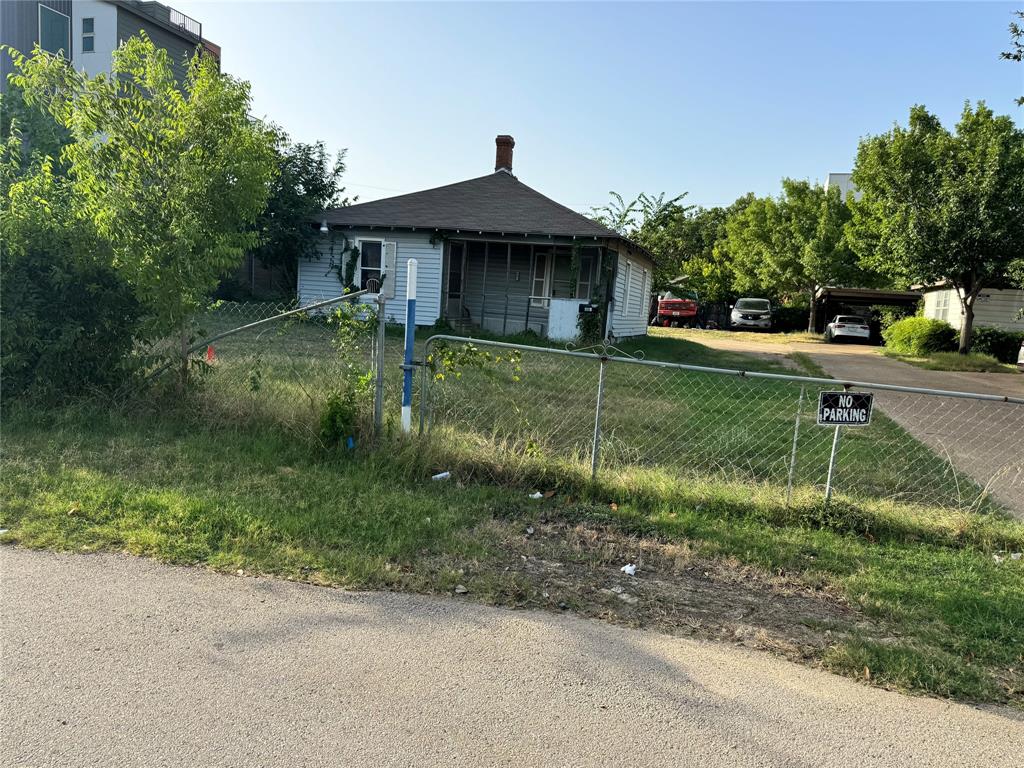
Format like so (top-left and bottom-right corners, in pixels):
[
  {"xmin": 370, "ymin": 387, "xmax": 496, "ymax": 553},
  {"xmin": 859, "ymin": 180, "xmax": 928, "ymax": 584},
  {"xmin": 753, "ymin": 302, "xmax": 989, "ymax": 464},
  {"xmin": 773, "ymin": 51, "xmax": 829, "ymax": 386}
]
[
  {"xmin": 825, "ymin": 172, "xmax": 861, "ymax": 201},
  {"xmin": 1, "ymin": 0, "xmax": 218, "ymax": 91}
]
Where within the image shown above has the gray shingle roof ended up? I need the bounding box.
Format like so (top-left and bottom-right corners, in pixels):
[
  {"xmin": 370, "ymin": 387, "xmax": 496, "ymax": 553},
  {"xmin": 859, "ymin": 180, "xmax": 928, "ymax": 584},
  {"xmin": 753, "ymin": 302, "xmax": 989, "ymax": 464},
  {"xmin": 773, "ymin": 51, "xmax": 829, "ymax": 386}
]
[{"xmin": 320, "ymin": 172, "xmax": 620, "ymax": 239}]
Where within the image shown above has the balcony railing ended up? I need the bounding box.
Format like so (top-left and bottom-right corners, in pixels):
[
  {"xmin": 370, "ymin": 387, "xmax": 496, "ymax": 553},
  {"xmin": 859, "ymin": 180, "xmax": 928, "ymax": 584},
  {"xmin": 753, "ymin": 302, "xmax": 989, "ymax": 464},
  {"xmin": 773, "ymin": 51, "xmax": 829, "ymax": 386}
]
[{"xmin": 168, "ymin": 7, "xmax": 201, "ymax": 39}]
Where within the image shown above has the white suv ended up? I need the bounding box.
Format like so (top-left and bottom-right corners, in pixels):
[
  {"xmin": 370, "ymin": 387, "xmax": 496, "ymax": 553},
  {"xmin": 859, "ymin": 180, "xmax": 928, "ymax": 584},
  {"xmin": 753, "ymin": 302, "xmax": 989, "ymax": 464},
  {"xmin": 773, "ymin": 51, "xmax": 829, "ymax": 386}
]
[
  {"xmin": 730, "ymin": 298, "xmax": 772, "ymax": 330},
  {"xmin": 825, "ymin": 315, "xmax": 871, "ymax": 344}
]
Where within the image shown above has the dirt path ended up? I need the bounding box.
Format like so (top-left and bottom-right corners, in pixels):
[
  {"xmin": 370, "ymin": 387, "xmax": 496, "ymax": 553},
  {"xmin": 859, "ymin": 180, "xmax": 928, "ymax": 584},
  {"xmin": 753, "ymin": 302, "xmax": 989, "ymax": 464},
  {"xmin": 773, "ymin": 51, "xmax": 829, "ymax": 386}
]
[
  {"xmin": 3, "ymin": 547, "xmax": 1021, "ymax": 768},
  {"xmin": 669, "ymin": 331, "xmax": 1024, "ymax": 516}
]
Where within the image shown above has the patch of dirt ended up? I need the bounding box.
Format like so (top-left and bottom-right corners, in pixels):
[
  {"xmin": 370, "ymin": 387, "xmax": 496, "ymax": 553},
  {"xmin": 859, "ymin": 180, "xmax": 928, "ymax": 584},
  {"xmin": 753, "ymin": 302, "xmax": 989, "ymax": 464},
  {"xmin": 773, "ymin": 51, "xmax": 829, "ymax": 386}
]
[{"xmin": 451, "ymin": 516, "xmax": 889, "ymax": 664}]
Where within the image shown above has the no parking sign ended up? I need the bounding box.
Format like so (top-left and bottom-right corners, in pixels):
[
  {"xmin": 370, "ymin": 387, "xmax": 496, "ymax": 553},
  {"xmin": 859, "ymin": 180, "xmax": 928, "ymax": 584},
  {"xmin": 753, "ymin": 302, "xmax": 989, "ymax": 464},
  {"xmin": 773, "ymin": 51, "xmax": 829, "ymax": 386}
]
[{"xmin": 817, "ymin": 391, "xmax": 873, "ymax": 427}]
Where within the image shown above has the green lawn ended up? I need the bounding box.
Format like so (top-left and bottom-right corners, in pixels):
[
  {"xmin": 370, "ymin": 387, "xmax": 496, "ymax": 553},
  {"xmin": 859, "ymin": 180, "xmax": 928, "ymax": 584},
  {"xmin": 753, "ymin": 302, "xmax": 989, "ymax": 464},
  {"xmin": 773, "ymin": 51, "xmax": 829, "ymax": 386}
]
[
  {"xmin": 3, "ymin": 309, "xmax": 1023, "ymax": 707},
  {"xmin": 883, "ymin": 349, "xmax": 1020, "ymax": 374}
]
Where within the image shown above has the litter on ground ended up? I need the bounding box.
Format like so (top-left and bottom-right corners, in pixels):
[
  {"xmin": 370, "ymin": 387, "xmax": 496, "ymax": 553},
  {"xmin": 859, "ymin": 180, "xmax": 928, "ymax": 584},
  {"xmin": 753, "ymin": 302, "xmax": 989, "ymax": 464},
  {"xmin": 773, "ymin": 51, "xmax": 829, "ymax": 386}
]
[{"xmin": 620, "ymin": 563, "xmax": 637, "ymax": 576}]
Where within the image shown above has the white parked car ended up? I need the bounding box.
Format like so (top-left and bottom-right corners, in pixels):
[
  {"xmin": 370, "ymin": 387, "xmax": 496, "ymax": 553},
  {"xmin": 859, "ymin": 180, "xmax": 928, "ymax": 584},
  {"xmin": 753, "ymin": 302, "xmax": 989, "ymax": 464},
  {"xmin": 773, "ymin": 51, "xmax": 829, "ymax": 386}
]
[
  {"xmin": 730, "ymin": 298, "xmax": 772, "ymax": 330},
  {"xmin": 825, "ymin": 315, "xmax": 872, "ymax": 344}
]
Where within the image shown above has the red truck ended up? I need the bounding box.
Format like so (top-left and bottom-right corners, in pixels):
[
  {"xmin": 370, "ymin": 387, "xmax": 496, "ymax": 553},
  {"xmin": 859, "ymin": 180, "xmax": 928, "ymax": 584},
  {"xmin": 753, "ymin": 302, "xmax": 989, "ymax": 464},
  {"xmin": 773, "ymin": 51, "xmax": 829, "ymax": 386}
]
[{"xmin": 651, "ymin": 290, "xmax": 699, "ymax": 327}]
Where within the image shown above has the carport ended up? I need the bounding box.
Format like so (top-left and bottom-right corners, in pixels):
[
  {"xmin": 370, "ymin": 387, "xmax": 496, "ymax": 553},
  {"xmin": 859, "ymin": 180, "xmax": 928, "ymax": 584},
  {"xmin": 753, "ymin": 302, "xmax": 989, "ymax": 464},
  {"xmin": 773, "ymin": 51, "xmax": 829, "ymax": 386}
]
[{"xmin": 814, "ymin": 287, "xmax": 922, "ymax": 334}]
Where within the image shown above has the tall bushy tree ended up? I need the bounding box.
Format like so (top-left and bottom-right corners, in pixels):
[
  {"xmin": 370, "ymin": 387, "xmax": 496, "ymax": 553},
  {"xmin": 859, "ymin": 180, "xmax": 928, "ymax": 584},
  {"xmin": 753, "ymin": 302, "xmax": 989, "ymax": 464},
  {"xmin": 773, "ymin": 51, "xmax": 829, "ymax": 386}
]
[
  {"xmin": 726, "ymin": 179, "xmax": 866, "ymax": 330},
  {"xmin": 589, "ymin": 191, "xmax": 690, "ymax": 236},
  {"xmin": 849, "ymin": 103, "xmax": 1024, "ymax": 352},
  {"xmin": 633, "ymin": 194, "xmax": 753, "ymax": 300},
  {"xmin": 1002, "ymin": 10, "xmax": 1023, "ymax": 106},
  {"xmin": 251, "ymin": 136, "xmax": 352, "ymax": 290},
  {"xmin": 9, "ymin": 35, "xmax": 278, "ymax": 351},
  {"xmin": 1, "ymin": 131, "xmax": 139, "ymax": 400}
]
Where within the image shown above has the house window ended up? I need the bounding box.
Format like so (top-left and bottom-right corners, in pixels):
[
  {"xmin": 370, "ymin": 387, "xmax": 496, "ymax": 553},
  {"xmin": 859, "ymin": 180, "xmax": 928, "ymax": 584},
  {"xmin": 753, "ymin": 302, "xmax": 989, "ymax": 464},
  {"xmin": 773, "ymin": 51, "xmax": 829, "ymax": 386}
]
[
  {"xmin": 936, "ymin": 290, "xmax": 950, "ymax": 321},
  {"xmin": 357, "ymin": 240, "xmax": 383, "ymax": 292},
  {"xmin": 39, "ymin": 5, "xmax": 71, "ymax": 57},
  {"xmin": 82, "ymin": 17, "xmax": 95, "ymax": 52},
  {"xmin": 531, "ymin": 248, "xmax": 551, "ymax": 307},
  {"xmin": 576, "ymin": 251, "xmax": 594, "ymax": 300}
]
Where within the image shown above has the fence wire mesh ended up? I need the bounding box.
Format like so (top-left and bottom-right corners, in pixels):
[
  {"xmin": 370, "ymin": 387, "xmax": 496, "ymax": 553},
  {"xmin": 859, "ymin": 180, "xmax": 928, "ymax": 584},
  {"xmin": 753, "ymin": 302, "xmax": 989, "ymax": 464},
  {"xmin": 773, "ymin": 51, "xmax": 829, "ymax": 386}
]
[
  {"xmin": 191, "ymin": 299, "xmax": 404, "ymax": 434},
  {"xmin": 425, "ymin": 336, "xmax": 1024, "ymax": 515}
]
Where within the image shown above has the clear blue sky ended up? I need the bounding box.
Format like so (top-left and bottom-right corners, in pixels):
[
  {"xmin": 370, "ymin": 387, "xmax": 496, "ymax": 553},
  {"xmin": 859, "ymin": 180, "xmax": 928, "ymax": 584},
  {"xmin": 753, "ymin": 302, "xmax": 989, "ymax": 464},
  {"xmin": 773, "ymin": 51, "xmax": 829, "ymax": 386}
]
[{"xmin": 176, "ymin": 1, "xmax": 1023, "ymax": 211}]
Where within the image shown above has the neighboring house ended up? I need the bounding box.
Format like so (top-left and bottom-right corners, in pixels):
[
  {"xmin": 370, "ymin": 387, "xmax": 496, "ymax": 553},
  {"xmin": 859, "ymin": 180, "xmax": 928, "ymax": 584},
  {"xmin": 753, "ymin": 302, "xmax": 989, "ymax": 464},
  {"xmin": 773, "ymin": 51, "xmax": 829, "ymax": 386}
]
[
  {"xmin": 300, "ymin": 136, "xmax": 654, "ymax": 341},
  {"xmin": 1, "ymin": 0, "xmax": 218, "ymax": 92},
  {"xmin": 921, "ymin": 283, "xmax": 1024, "ymax": 333}
]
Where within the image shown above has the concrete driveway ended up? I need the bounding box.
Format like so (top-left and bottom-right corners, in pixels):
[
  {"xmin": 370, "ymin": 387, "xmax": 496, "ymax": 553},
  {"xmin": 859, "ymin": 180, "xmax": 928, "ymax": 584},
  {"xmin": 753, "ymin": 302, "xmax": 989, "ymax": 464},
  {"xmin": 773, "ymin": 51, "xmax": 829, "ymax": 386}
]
[
  {"xmin": 3, "ymin": 547, "xmax": 1022, "ymax": 767},
  {"xmin": 676, "ymin": 332, "xmax": 1024, "ymax": 516}
]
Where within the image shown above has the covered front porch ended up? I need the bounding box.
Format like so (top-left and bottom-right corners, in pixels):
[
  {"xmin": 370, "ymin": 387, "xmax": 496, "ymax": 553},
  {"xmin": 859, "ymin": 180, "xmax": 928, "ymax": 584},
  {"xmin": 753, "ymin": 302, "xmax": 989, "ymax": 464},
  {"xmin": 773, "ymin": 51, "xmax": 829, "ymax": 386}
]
[{"xmin": 441, "ymin": 239, "xmax": 606, "ymax": 340}]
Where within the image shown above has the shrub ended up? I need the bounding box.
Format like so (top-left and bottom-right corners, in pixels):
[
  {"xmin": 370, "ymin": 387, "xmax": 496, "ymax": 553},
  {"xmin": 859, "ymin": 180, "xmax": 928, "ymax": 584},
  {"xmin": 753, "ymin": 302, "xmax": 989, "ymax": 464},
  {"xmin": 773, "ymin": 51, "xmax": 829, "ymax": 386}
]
[
  {"xmin": 882, "ymin": 317, "xmax": 957, "ymax": 355},
  {"xmin": 1, "ymin": 154, "xmax": 141, "ymax": 402},
  {"xmin": 969, "ymin": 326, "xmax": 1024, "ymax": 363},
  {"xmin": 772, "ymin": 305, "xmax": 810, "ymax": 332},
  {"xmin": 872, "ymin": 303, "xmax": 918, "ymax": 332},
  {"xmin": 1, "ymin": 248, "xmax": 140, "ymax": 402}
]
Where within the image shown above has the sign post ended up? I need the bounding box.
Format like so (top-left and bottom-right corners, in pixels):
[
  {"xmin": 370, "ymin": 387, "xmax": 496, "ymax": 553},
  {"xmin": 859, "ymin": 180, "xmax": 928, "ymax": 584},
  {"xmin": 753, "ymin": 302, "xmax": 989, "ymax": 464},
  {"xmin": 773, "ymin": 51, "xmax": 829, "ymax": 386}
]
[
  {"xmin": 817, "ymin": 391, "xmax": 874, "ymax": 505},
  {"xmin": 401, "ymin": 259, "xmax": 417, "ymax": 434}
]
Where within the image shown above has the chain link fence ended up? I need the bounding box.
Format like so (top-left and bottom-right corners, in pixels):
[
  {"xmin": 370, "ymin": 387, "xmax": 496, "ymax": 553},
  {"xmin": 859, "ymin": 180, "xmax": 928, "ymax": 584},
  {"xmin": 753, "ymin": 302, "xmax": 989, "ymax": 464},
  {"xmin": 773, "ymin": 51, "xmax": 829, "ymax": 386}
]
[
  {"xmin": 423, "ymin": 335, "xmax": 1024, "ymax": 515},
  {"xmin": 189, "ymin": 297, "xmax": 404, "ymax": 436}
]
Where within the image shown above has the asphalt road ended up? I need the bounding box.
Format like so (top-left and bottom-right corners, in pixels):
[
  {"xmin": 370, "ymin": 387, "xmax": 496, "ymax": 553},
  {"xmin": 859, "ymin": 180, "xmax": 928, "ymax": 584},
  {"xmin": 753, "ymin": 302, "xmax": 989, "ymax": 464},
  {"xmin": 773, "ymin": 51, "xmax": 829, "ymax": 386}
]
[{"xmin": 3, "ymin": 547, "xmax": 1022, "ymax": 767}]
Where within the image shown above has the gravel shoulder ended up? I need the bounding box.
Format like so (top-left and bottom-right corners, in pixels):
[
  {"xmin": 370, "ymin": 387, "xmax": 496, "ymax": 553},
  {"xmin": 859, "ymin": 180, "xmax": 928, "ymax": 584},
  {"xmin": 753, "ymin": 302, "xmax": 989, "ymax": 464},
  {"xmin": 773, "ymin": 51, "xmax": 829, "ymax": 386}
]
[{"xmin": 3, "ymin": 546, "xmax": 1021, "ymax": 768}]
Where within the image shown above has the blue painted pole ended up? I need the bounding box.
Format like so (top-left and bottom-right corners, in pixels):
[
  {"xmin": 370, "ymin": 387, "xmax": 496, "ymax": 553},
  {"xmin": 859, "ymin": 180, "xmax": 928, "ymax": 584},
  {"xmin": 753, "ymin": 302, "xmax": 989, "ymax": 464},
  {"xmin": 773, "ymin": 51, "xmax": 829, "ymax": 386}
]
[{"xmin": 401, "ymin": 258, "xmax": 418, "ymax": 433}]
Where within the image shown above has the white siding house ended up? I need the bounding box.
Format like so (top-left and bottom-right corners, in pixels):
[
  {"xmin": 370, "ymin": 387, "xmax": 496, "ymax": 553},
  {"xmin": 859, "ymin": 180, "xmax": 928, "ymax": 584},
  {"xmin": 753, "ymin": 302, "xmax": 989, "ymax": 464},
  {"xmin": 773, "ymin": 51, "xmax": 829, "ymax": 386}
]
[
  {"xmin": 609, "ymin": 251, "xmax": 651, "ymax": 339},
  {"xmin": 298, "ymin": 229, "xmax": 443, "ymax": 325},
  {"xmin": 309, "ymin": 135, "xmax": 654, "ymax": 340},
  {"xmin": 922, "ymin": 286, "xmax": 1024, "ymax": 333}
]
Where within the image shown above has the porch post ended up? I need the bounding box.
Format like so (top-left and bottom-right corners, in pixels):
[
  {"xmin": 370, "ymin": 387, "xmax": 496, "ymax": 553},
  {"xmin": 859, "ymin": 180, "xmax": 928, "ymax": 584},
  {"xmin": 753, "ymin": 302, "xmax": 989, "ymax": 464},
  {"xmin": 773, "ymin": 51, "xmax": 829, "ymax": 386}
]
[
  {"xmin": 481, "ymin": 243, "xmax": 489, "ymax": 332},
  {"xmin": 458, "ymin": 242, "xmax": 466, "ymax": 328},
  {"xmin": 525, "ymin": 245, "xmax": 536, "ymax": 333},
  {"xmin": 502, "ymin": 243, "xmax": 511, "ymax": 335}
]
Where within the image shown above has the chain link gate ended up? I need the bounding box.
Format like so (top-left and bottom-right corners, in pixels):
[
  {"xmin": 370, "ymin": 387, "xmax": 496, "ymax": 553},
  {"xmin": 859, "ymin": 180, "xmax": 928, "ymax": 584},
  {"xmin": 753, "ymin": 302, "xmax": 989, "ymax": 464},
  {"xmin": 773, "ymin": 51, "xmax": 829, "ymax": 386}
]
[{"xmin": 421, "ymin": 335, "xmax": 1024, "ymax": 515}]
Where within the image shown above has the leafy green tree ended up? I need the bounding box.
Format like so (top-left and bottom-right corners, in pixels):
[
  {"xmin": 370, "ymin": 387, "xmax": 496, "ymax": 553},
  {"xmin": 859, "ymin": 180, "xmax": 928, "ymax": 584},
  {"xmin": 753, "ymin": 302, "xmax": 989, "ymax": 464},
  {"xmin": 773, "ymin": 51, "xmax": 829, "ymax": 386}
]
[
  {"xmin": 9, "ymin": 35, "xmax": 277, "ymax": 360},
  {"xmin": 0, "ymin": 79, "xmax": 70, "ymax": 171},
  {"xmin": 1, "ymin": 131, "xmax": 139, "ymax": 400},
  {"xmin": 252, "ymin": 136, "xmax": 353, "ymax": 290},
  {"xmin": 849, "ymin": 103, "xmax": 1024, "ymax": 352},
  {"xmin": 1002, "ymin": 10, "xmax": 1023, "ymax": 106},
  {"xmin": 589, "ymin": 191, "xmax": 689, "ymax": 236},
  {"xmin": 633, "ymin": 194, "xmax": 753, "ymax": 300},
  {"xmin": 726, "ymin": 179, "xmax": 865, "ymax": 330}
]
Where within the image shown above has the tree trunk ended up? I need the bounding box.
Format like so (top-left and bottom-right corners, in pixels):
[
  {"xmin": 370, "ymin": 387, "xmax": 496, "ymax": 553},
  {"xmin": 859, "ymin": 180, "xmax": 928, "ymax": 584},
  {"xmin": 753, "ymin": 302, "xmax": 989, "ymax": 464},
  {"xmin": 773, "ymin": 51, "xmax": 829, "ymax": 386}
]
[
  {"xmin": 959, "ymin": 299, "xmax": 976, "ymax": 354},
  {"xmin": 807, "ymin": 288, "xmax": 818, "ymax": 333},
  {"xmin": 956, "ymin": 275, "xmax": 982, "ymax": 355}
]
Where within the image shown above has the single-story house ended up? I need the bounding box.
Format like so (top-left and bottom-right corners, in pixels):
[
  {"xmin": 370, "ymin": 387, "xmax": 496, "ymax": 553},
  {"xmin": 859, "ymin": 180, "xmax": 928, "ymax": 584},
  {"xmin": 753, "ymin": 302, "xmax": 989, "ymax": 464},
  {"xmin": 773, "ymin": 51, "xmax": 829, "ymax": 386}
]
[
  {"xmin": 298, "ymin": 136, "xmax": 654, "ymax": 341},
  {"xmin": 920, "ymin": 283, "xmax": 1024, "ymax": 333}
]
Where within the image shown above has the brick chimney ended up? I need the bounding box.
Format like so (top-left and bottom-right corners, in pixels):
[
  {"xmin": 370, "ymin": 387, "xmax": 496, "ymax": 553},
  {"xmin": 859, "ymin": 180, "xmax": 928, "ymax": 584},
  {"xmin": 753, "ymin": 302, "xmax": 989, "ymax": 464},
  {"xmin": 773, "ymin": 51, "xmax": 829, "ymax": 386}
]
[{"xmin": 494, "ymin": 135, "xmax": 515, "ymax": 173}]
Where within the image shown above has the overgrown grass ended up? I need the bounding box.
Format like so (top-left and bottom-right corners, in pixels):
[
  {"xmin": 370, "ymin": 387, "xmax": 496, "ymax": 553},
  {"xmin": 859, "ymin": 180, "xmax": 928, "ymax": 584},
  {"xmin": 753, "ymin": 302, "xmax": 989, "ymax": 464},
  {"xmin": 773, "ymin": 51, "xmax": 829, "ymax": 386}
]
[
  {"xmin": 4, "ymin": 313, "xmax": 1022, "ymax": 706},
  {"xmin": 883, "ymin": 349, "xmax": 1020, "ymax": 374},
  {"xmin": 2, "ymin": 401, "xmax": 1022, "ymax": 706}
]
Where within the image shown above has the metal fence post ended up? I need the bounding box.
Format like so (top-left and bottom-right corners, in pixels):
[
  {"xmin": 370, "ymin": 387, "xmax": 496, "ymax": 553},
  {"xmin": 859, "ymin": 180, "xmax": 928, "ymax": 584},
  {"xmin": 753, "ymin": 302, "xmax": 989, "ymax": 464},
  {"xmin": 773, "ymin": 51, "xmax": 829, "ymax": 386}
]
[
  {"xmin": 590, "ymin": 356, "xmax": 608, "ymax": 480},
  {"xmin": 785, "ymin": 385, "xmax": 806, "ymax": 505},
  {"xmin": 418, "ymin": 338, "xmax": 430, "ymax": 435},
  {"xmin": 823, "ymin": 425, "xmax": 842, "ymax": 506},
  {"xmin": 374, "ymin": 293, "xmax": 386, "ymax": 433}
]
